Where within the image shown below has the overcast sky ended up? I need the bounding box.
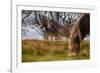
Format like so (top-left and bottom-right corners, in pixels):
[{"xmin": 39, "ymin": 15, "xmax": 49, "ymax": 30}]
[{"xmin": 22, "ymin": 27, "xmax": 44, "ymax": 40}]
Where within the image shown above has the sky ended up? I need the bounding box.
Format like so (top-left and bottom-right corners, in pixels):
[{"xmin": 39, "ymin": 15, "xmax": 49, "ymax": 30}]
[{"xmin": 22, "ymin": 26, "xmax": 44, "ymax": 40}]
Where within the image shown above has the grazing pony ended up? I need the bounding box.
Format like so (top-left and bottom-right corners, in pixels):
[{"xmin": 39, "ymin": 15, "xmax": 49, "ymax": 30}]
[
  {"xmin": 42, "ymin": 16, "xmax": 69, "ymax": 40},
  {"xmin": 68, "ymin": 13, "xmax": 90, "ymax": 56}
]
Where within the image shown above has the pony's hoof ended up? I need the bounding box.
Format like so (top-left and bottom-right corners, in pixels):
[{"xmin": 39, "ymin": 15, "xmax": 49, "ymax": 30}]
[{"xmin": 68, "ymin": 52, "xmax": 77, "ymax": 56}]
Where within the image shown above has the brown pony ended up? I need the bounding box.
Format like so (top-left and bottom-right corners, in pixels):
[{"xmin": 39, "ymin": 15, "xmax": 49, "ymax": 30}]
[
  {"xmin": 42, "ymin": 16, "xmax": 69, "ymax": 40},
  {"xmin": 68, "ymin": 13, "xmax": 90, "ymax": 56}
]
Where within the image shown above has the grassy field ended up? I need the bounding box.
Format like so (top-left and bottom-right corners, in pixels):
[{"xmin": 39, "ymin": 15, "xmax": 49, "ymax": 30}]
[{"xmin": 22, "ymin": 40, "xmax": 90, "ymax": 62}]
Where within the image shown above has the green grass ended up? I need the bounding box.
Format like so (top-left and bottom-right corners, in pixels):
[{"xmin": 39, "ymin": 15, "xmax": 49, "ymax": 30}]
[{"xmin": 22, "ymin": 40, "xmax": 90, "ymax": 62}]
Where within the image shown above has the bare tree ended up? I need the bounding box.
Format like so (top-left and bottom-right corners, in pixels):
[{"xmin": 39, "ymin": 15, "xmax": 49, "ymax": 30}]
[{"xmin": 22, "ymin": 10, "xmax": 81, "ymax": 40}]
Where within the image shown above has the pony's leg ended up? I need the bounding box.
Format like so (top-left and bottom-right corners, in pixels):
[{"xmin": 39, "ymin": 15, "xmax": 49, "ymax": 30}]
[
  {"xmin": 68, "ymin": 36, "xmax": 80, "ymax": 56},
  {"xmin": 68, "ymin": 26, "xmax": 81, "ymax": 56}
]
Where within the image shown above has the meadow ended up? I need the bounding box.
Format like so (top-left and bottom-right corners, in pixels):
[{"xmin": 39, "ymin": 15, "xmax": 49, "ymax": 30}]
[{"xmin": 22, "ymin": 40, "xmax": 90, "ymax": 62}]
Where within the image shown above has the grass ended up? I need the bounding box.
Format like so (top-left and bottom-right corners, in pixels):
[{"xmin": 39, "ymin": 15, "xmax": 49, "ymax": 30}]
[{"xmin": 22, "ymin": 40, "xmax": 90, "ymax": 62}]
